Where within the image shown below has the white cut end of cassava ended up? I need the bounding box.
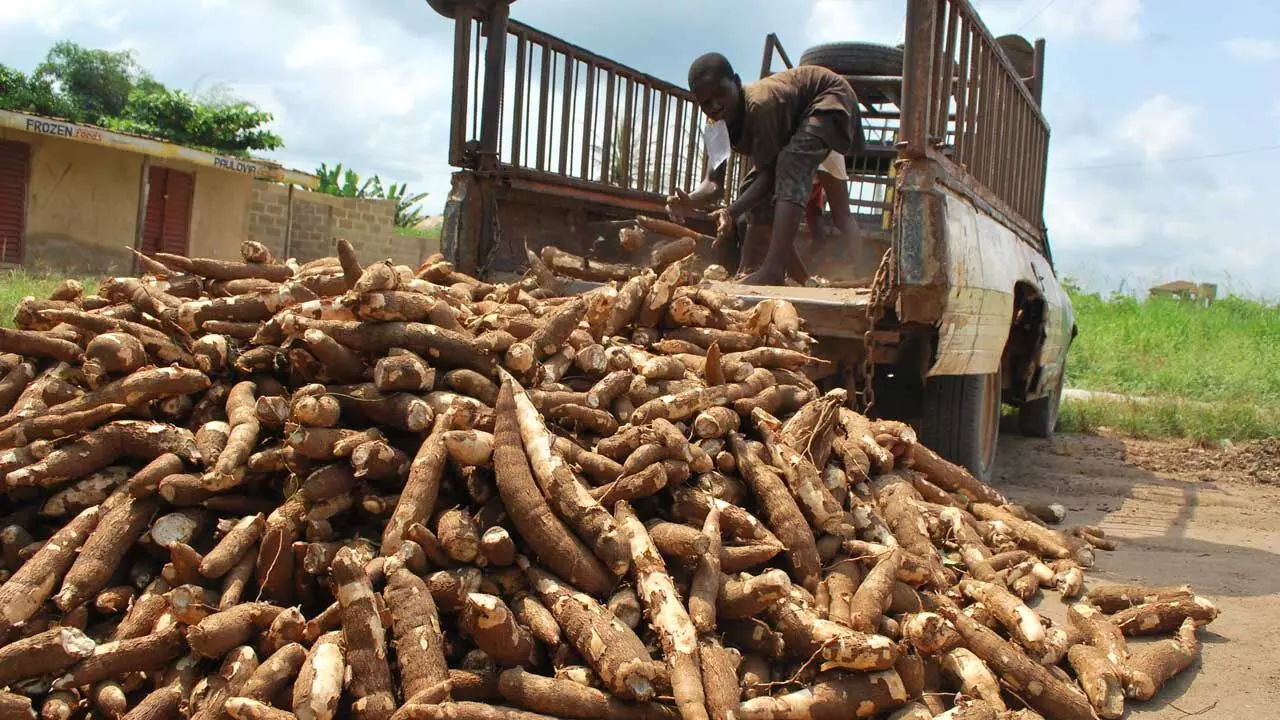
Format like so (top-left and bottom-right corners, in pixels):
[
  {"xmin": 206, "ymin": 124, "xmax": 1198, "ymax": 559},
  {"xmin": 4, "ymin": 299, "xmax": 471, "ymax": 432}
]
[
  {"xmin": 1057, "ymin": 566, "xmax": 1085, "ymax": 597},
  {"xmin": 443, "ymin": 430, "xmax": 495, "ymax": 467},
  {"xmin": 1031, "ymin": 562, "xmax": 1056, "ymax": 585},
  {"xmin": 556, "ymin": 665, "xmax": 597, "ymax": 687},
  {"xmin": 902, "ymin": 612, "xmax": 960, "ymax": 654},
  {"xmin": 404, "ymin": 399, "xmax": 434, "ymax": 432},
  {"xmin": 1192, "ymin": 596, "xmax": 1220, "ymax": 620},
  {"xmin": 506, "ymin": 343, "xmax": 535, "ymax": 372},
  {"xmin": 149, "ymin": 512, "xmax": 201, "ymax": 549},
  {"xmin": 1037, "ymin": 625, "xmax": 1071, "ymax": 666},
  {"xmin": 942, "ymin": 647, "xmax": 1006, "ymax": 711},
  {"xmin": 58, "ymin": 627, "xmax": 97, "ymax": 658},
  {"xmin": 305, "ymin": 642, "xmax": 345, "ymax": 720},
  {"xmin": 1014, "ymin": 605, "xmax": 1046, "ymax": 646},
  {"xmin": 466, "ymin": 593, "xmax": 507, "ymax": 630}
]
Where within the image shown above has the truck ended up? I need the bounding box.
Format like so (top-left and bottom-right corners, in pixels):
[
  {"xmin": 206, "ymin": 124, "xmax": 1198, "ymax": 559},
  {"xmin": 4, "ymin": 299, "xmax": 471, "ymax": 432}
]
[{"xmin": 424, "ymin": 0, "xmax": 1076, "ymax": 483}]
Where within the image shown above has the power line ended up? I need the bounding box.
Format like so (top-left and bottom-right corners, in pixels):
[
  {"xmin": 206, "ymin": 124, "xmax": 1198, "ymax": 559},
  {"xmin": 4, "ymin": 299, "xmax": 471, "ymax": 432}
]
[
  {"xmin": 1015, "ymin": 0, "xmax": 1060, "ymax": 32},
  {"xmin": 1054, "ymin": 143, "xmax": 1280, "ymax": 172}
]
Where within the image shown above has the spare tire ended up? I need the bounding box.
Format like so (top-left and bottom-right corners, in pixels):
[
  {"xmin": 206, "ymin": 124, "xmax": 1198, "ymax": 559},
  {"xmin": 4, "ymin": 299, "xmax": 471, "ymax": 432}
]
[{"xmin": 800, "ymin": 42, "xmax": 904, "ymax": 105}]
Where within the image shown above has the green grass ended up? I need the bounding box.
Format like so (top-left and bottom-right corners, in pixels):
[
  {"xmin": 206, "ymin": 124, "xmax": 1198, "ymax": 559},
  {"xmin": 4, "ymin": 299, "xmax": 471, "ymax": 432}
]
[
  {"xmin": 0, "ymin": 269, "xmax": 97, "ymax": 328},
  {"xmin": 1057, "ymin": 396, "xmax": 1280, "ymax": 442},
  {"xmin": 1057, "ymin": 288, "xmax": 1280, "ymax": 441},
  {"xmin": 394, "ymin": 225, "xmax": 441, "ymax": 241}
]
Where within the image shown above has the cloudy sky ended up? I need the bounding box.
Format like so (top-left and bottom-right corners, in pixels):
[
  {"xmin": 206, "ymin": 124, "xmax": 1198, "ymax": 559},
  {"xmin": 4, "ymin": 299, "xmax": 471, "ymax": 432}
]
[{"xmin": 3, "ymin": 0, "xmax": 1279, "ymax": 296}]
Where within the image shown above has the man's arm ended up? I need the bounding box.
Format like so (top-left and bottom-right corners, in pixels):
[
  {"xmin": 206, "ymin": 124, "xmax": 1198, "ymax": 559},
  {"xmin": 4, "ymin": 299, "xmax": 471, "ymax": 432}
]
[
  {"xmin": 709, "ymin": 166, "xmax": 773, "ymax": 244},
  {"xmin": 724, "ymin": 166, "xmax": 772, "ymax": 218}
]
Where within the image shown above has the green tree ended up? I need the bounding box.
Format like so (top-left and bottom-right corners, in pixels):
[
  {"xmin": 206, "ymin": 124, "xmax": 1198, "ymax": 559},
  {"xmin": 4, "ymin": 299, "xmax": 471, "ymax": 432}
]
[
  {"xmin": 0, "ymin": 64, "xmax": 77, "ymax": 118},
  {"xmin": 33, "ymin": 41, "xmax": 141, "ymax": 122},
  {"xmin": 314, "ymin": 162, "xmax": 428, "ymax": 228},
  {"xmin": 316, "ymin": 162, "xmax": 378, "ymax": 197},
  {"xmin": 4, "ymin": 40, "xmax": 282, "ymax": 155},
  {"xmin": 385, "ymin": 182, "xmax": 428, "ymax": 228},
  {"xmin": 107, "ymin": 85, "xmax": 283, "ymax": 154}
]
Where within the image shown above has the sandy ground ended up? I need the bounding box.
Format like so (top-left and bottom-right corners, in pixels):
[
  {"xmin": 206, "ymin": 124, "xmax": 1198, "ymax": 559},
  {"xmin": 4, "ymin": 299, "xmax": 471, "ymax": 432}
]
[{"xmin": 995, "ymin": 429, "xmax": 1280, "ymax": 718}]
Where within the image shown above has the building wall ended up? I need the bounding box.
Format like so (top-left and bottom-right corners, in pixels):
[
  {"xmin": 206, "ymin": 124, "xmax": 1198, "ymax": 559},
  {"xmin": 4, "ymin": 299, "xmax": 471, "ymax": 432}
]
[
  {"xmin": 249, "ymin": 181, "xmax": 425, "ymax": 267},
  {"xmin": 0, "ymin": 127, "xmax": 254, "ymax": 274},
  {"xmin": 2, "ymin": 126, "xmax": 142, "ymax": 274}
]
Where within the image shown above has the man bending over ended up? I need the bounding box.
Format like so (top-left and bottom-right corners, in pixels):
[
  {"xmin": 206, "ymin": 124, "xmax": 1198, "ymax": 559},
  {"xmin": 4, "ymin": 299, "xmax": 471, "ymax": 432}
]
[{"xmin": 666, "ymin": 52, "xmax": 862, "ymax": 285}]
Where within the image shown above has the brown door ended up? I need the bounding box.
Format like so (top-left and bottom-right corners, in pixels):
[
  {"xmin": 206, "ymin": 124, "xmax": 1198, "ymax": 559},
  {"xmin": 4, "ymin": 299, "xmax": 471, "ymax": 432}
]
[
  {"xmin": 0, "ymin": 140, "xmax": 30, "ymax": 265},
  {"xmin": 141, "ymin": 166, "xmax": 194, "ymax": 256}
]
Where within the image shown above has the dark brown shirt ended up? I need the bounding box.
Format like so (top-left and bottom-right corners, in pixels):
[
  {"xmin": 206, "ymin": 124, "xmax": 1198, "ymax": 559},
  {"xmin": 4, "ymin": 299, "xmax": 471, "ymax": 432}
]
[{"xmin": 727, "ymin": 65, "xmax": 860, "ymax": 170}]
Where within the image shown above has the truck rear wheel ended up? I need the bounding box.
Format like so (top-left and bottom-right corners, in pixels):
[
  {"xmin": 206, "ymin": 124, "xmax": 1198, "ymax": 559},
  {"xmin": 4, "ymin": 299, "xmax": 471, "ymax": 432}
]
[
  {"xmin": 1018, "ymin": 370, "xmax": 1064, "ymax": 438},
  {"xmin": 919, "ymin": 370, "xmax": 1001, "ymax": 483}
]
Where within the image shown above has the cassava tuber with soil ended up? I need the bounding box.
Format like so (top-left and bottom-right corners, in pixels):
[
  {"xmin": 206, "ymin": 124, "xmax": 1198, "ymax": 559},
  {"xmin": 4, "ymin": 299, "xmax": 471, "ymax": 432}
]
[{"xmin": 0, "ymin": 244, "xmax": 1217, "ymax": 720}]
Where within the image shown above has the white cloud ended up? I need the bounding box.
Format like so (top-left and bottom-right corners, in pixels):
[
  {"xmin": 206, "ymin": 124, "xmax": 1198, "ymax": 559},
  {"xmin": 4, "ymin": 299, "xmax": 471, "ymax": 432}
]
[
  {"xmin": 806, "ymin": 0, "xmax": 904, "ymax": 46},
  {"xmin": 1223, "ymin": 37, "xmax": 1280, "ymax": 63},
  {"xmin": 1044, "ymin": 93, "xmax": 1279, "ymax": 298},
  {"xmin": 1115, "ymin": 95, "xmax": 1198, "ymax": 162},
  {"xmin": 0, "ymin": 0, "xmax": 96, "ymax": 33},
  {"xmin": 804, "ymin": 0, "xmax": 1145, "ymax": 54},
  {"xmin": 285, "ymin": 22, "xmax": 382, "ymax": 71}
]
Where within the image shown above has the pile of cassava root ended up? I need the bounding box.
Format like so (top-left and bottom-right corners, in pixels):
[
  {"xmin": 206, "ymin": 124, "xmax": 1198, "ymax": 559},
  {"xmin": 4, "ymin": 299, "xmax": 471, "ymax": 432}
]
[{"xmin": 0, "ymin": 238, "xmax": 1218, "ymax": 720}]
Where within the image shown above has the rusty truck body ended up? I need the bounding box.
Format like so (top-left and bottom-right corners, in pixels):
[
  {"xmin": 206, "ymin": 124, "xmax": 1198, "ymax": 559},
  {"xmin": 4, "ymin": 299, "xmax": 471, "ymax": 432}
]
[{"xmin": 425, "ymin": 0, "xmax": 1076, "ymax": 481}]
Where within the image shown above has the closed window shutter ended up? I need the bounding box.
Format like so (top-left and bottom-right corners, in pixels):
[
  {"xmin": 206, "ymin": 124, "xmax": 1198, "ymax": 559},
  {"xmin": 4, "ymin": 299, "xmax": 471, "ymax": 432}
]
[
  {"xmin": 161, "ymin": 168, "xmax": 193, "ymax": 256},
  {"xmin": 142, "ymin": 165, "xmax": 194, "ymax": 256},
  {"xmin": 141, "ymin": 167, "xmax": 168, "ymax": 255},
  {"xmin": 0, "ymin": 140, "xmax": 30, "ymax": 265}
]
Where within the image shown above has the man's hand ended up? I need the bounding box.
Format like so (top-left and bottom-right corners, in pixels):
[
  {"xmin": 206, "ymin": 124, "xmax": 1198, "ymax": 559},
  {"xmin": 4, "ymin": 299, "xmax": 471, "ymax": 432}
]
[
  {"xmin": 711, "ymin": 208, "xmax": 734, "ymax": 247},
  {"xmin": 665, "ymin": 189, "xmax": 691, "ymax": 223}
]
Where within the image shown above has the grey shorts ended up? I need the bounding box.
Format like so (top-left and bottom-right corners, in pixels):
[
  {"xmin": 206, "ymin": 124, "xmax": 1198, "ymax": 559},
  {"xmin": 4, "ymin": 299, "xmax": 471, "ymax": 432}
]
[{"xmin": 738, "ymin": 128, "xmax": 833, "ymax": 225}]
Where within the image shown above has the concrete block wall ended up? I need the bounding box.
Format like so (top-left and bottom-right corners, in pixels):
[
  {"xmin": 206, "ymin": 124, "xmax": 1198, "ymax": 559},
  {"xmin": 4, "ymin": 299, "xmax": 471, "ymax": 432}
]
[{"xmin": 249, "ymin": 181, "xmax": 421, "ymax": 266}]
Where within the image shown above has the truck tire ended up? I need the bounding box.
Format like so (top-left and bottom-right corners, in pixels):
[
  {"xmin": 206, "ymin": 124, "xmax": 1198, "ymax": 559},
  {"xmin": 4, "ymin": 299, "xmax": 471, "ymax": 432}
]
[
  {"xmin": 799, "ymin": 42, "xmax": 904, "ymax": 105},
  {"xmin": 1018, "ymin": 370, "xmax": 1064, "ymax": 438},
  {"xmin": 800, "ymin": 42, "xmax": 904, "ymax": 76},
  {"xmin": 919, "ymin": 370, "xmax": 1001, "ymax": 484}
]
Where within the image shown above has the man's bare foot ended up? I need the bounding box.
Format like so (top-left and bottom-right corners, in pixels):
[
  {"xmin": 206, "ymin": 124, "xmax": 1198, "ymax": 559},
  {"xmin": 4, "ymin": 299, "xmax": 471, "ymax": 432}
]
[{"xmin": 741, "ymin": 267, "xmax": 786, "ymax": 286}]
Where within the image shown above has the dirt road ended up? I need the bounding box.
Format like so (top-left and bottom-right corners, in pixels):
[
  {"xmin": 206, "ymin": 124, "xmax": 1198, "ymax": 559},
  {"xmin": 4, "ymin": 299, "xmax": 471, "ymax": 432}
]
[{"xmin": 996, "ymin": 430, "xmax": 1280, "ymax": 718}]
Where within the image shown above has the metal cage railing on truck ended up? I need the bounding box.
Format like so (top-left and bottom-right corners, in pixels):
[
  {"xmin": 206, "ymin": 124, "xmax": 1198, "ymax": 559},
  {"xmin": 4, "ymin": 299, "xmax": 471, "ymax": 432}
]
[
  {"xmin": 432, "ymin": 0, "xmax": 1051, "ymax": 273},
  {"xmin": 445, "ymin": 8, "xmax": 711, "ymax": 204},
  {"xmin": 898, "ymin": 0, "xmax": 1051, "ymax": 247}
]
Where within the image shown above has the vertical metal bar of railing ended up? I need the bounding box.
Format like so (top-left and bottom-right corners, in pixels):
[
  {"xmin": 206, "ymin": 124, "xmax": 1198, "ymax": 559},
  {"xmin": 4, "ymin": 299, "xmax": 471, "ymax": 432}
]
[
  {"xmin": 934, "ymin": 0, "xmax": 958, "ymax": 145},
  {"xmin": 1019, "ymin": 102, "xmax": 1033, "ymax": 219},
  {"xmin": 580, "ymin": 64, "xmax": 595, "ymax": 180},
  {"xmin": 961, "ymin": 23, "xmax": 981, "ymax": 172},
  {"xmin": 448, "ymin": 12, "xmax": 474, "ymax": 167},
  {"xmin": 900, "ymin": 0, "xmax": 938, "ymax": 156},
  {"xmin": 637, "ymin": 85, "xmax": 651, "ymax": 193},
  {"xmin": 1030, "ymin": 38, "xmax": 1046, "ymax": 107},
  {"xmin": 682, "ymin": 108, "xmax": 698, "ymax": 190},
  {"xmin": 601, "ymin": 72, "xmax": 616, "ymax": 184},
  {"xmin": 471, "ymin": 22, "xmax": 482, "ymax": 145},
  {"xmin": 558, "ymin": 53, "xmax": 574, "ymax": 176},
  {"xmin": 511, "ymin": 33, "xmax": 526, "ymax": 167},
  {"xmin": 953, "ymin": 16, "xmax": 971, "ymax": 162},
  {"xmin": 620, "ymin": 77, "xmax": 635, "ymax": 189},
  {"xmin": 927, "ymin": 0, "xmax": 947, "ymax": 144},
  {"xmin": 668, "ymin": 100, "xmax": 685, "ymax": 193},
  {"xmin": 653, "ymin": 94, "xmax": 668, "ymax": 195},
  {"xmin": 536, "ymin": 44, "xmax": 550, "ymax": 172}
]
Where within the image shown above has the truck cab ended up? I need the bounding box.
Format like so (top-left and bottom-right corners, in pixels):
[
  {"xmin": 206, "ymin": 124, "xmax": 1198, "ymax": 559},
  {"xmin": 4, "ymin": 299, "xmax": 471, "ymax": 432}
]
[{"xmin": 427, "ymin": 0, "xmax": 1076, "ymax": 482}]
